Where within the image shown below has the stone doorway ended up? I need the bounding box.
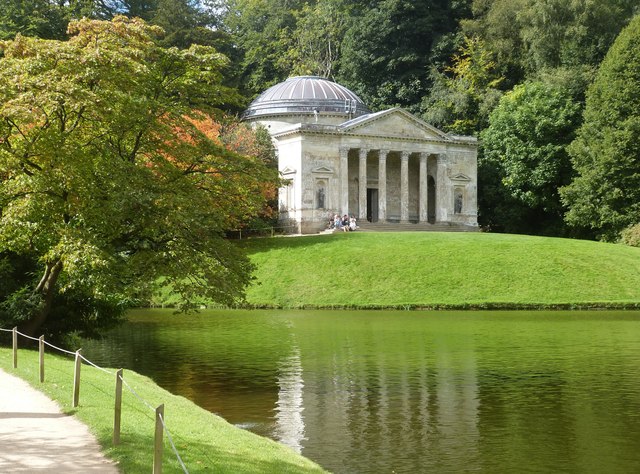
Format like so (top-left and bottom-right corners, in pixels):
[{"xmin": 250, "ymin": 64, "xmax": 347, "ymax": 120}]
[
  {"xmin": 367, "ymin": 188, "xmax": 379, "ymax": 222},
  {"xmin": 427, "ymin": 176, "xmax": 436, "ymax": 224}
]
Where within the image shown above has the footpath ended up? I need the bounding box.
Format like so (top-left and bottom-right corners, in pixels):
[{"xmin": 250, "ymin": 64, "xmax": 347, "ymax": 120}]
[{"xmin": 0, "ymin": 368, "xmax": 119, "ymax": 473}]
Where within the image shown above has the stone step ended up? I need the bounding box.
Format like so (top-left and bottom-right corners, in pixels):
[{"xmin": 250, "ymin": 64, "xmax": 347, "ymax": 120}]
[{"xmin": 356, "ymin": 221, "xmax": 478, "ymax": 232}]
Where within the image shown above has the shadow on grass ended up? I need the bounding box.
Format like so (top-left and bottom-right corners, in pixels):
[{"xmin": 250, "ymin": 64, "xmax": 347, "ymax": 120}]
[
  {"xmin": 177, "ymin": 439, "xmax": 323, "ymax": 474},
  {"xmin": 237, "ymin": 233, "xmax": 346, "ymax": 254}
]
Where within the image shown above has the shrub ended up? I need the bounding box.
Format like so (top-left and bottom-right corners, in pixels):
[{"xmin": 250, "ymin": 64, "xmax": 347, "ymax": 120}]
[{"xmin": 621, "ymin": 223, "xmax": 640, "ymax": 247}]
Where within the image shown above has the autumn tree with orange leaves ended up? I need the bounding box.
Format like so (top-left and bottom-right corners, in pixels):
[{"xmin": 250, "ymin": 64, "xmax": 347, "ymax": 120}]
[{"xmin": 0, "ymin": 17, "xmax": 279, "ymax": 338}]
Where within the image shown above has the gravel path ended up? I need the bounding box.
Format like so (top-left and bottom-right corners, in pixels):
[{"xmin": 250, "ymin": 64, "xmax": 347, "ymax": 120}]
[{"xmin": 0, "ymin": 368, "xmax": 119, "ymax": 473}]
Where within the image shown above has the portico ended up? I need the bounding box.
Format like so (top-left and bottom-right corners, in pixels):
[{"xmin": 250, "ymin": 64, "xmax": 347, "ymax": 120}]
[{"xmin": 342, "ymin": 147, "xmax": 440, "ymax": 224}]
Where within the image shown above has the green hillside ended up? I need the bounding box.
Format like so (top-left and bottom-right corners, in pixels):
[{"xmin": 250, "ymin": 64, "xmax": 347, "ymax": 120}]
[{"xmin": 239, "ymin": 232, "xmax": 640, "ymax": 309}]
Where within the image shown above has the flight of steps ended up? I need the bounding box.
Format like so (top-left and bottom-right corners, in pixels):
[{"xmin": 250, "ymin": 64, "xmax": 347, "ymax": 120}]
[{"xmin": 355, "ymin": 221, "xmax": 479, "ymax": 232}]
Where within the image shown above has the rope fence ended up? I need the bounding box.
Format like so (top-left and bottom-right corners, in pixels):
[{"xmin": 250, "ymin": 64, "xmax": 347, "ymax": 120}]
[{"xmin": 1, "ymin": 326, "xmax": 189, "ymax": 473}]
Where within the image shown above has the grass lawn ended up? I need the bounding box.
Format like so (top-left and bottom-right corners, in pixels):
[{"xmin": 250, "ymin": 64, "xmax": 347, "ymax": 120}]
[
  {"xmin": 237, "ymin": 232, "xmax": 640, "ymax": 308},
  {"xmin": 0, "ymin": 346, "xmax": 325, "ymax": 474}
]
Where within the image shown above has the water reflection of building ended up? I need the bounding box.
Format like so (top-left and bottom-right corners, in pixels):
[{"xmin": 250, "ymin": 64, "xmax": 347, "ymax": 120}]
[
  {"xmin": 271, "ymin": 319, "xmax": 481, "ymax": 473},
  {"xmin": 274, "ymin": 346, "xmax": 306, "ymax": 453}
]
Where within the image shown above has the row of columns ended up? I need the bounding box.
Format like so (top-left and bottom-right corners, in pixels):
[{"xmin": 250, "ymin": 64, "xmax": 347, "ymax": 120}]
[{"xmin": 340, "ymin": 148, "xmax": 443, "ymax": 223}]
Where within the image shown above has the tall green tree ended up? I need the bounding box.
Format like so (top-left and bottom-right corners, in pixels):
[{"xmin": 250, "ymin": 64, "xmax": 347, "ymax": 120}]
[
  {"xmin": 561, "ymin": 14, "xmax": 640, "ymax": 241},
  {"xmin": 422, "ymin": 36, "xmax": 503, "ymax": 135},
  {"xmin": 460, "ymin": 0, "xmax": 527, "ymax": 86},
  {"xmin": 462, "ymin": 0, "xmax": 637, "ymax": 84},
  {"xmin": 287, "ymin": 0, "xmax": 351, "ymax": 79},
  {"xmin": 0, "ymin": 17, "xmax": 278, "ymax": 336},
  {"xmin": 518, "ymin": 0, "xmax": 638, "ymax": 72},
  {"xmin": 0, "ymin": 0, "xmax": 79, "ymax": 39},
  {"xmin": 220, "ymin": 0, "xmax": 306, "ymax": 94},
  {"xmin": 338, "ymin": 0, "xmax": 462, "ymax": 111},
  {"xmin": 480, "ymin": 81, "xmax": 581, "ymax": 235}
]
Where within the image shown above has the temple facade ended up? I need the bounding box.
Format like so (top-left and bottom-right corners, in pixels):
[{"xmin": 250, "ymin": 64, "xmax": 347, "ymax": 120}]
[{"xmin": 243, "ymin": 76, "xmax": 478, "ymax": 234}]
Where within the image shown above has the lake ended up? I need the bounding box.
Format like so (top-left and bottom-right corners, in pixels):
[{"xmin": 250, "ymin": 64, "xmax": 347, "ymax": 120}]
[{"xmin": 82, "ymin": 309, "xmax": 640, "ymax": 473}]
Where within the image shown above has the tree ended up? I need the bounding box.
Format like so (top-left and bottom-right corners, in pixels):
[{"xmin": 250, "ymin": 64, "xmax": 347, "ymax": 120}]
[
  {"xmin": 338, "ymin": 0, "xmax": 460, "ymax": 111},
  {"xmin": 287, "ymin": 0, "xmax": 350, "ymax": 79},
  {"xmin": 462, "ymin": 0, "xmax": 637, "ymax": 84},
  {"xmin": 460, "ymin": 0, "xmax": 528, "ymax": 87},
  {"xmin": 518, "ymin": 0, "xmax": 638, "ymax": 72},
  {"xmin": 220, "ymin": 0, "xmax": 306, "ymax": 94},
  {"xmin": 561, "ymin": 14, "xmax": 640, "ymax": 241},
  {"xmin": 0, "ymin": 0, "xmax": 74, "ymax": 40},
  {"xmin": 422, "ymin": 36, "xmax": 504, "ymax": 135},
  {"xmin": 0, "ymin": 17, "xmax": 279, "ymax": 336},
  {"xmin": 480, "ymin": 81, "xmax": 580, "ymax": 235}
]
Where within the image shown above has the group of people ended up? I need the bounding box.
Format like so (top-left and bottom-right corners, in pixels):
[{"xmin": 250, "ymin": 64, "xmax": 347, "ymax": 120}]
[{"xmin": 329, "ymin": 214, "xmax": 358, "ymax": 232}]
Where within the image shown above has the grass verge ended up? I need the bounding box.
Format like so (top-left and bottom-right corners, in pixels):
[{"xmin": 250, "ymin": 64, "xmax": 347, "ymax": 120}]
[
  {"xmin": 236, "ymin": 232, "xmax": 640, "ymax": 309},
  {"xmin": 0, "ymin": 346, "xmax": 325, "ymax": 474}
]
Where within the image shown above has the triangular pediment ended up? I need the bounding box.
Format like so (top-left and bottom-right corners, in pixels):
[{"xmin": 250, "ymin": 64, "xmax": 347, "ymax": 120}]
[
  {"xmin": 281, "ymin": 166, "xmax": 296, "ymax": 175},
  {"xmin": 339, "ymin": 108, "xmax": 449, "ymax": 141},
  {"xmin": 311, "ymin": 166, "xmax": 334, "ymax": 174},
  {"xmin": 451, "ymin": 173, "xmax": 472, "ymax": 182}
]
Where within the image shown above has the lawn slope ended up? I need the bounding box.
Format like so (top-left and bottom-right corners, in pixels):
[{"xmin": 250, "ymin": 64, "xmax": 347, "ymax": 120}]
[{"xmin": 240, "ymin": 232, "xmax": 640, "ymax": 308}]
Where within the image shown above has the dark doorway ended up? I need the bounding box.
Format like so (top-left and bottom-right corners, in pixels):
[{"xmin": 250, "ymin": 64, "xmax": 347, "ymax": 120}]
[
  {"xmin": 427, "ymin": 176, "xmax": 436, "ymax": 224},
  {"xmin": 367, "ymin": 188, "xmax": 379, "ymax": 222}
]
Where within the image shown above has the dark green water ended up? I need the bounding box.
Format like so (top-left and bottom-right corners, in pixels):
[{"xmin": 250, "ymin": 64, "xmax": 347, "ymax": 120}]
[{"xmin": 83, "ymin": 309, "xmax": 640, "ymax": 473}]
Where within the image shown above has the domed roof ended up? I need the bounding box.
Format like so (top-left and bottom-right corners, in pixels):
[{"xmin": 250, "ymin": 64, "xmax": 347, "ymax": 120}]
[{"xmin": 244, "ymin": 76, "xmax": 370, "ymax": 119}]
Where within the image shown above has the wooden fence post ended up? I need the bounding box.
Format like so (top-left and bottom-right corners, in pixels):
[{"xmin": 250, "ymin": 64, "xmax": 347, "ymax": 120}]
[
  {"xmin": 153, "ymin": 404, "xmax": 165, "ymax": 474},
  {"xmin": 12, "ymin": 327, "xmax": 17, "ymax": 368},
  {"xmin": 72, "ymin": 349, "xmax": 82, "ymax": 408},
  {"xmin": 39, "ymin": 336, "xmax": 45, "ymax": 383},
  {"xmin": 113, "ymin": 369, "xmax": 123, "ymax": 445}
]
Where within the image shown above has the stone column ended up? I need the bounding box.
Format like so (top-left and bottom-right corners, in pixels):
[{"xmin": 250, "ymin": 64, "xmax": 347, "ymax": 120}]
[
  {"xmin": 419, "ymin": 153, "xmax": 428, "ymax": 223},
  {"xmin": 378, "ymin": 149, "xmax": 388, "ymax": 222},
  {"xmin": 400, "ymin": 151, "xmax": 410, "ymax": 223},
  {"xmin": 359, "ymin": 148, "xmax": 368, "ymax": 219},
  {"xmin": 340, "ymin": 147, "xmax": 349, "ymax": 215},
  {"xmin": 436, "ymin": 154, "xmax": 448, "ymax": 222}
]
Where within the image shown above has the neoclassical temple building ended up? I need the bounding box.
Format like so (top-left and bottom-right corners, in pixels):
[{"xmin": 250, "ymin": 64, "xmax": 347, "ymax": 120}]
[{"xmin": 243, "ymin": 76, "xmax": 478, "ymax": 233}]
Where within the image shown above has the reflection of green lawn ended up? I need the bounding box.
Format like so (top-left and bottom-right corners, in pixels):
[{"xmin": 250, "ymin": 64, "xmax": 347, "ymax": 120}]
[
  {"xmin": 237, "ymin": 232, "xmax": 640, "ymax": 308},
  {"xmin": 0, "ymin": 348, "xmax": 326, "ymax": 473}
]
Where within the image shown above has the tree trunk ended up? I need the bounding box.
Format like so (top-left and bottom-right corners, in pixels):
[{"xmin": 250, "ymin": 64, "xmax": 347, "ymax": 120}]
[{"xmin": 21, "ymin": 260, "xmax": 63, "ymax": 337}]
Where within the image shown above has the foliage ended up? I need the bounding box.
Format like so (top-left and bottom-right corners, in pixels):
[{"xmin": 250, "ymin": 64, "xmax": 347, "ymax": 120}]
[
  {"xmin": 190, "ymin": 116, "xmax": 279, "ymax": 224},
  {"xmin": 461, "ymin": 0, "xmax": 637, "ymax": 86},
  {"xmin": 460, "ymin": 0, "xmax": 528, "ymax": 86},
  {"xmin": 0, "ymin": 17, "xmax": 279, "ymax": 335},
  {"xmin": 621, "ymin": 223, "xmax": 640, "ymax": 248},
  {"xmin": 151, "ymin": 0, "xmax": 219, "ymax": 48},
  {"xmin": 287, "ymin": 0, "xmax": 350, "ymax": 78},
  {"xmin": 517, "ymin": 0, "xmax": 638, "ymax": 72},
  {"xmin": 0, "ymin": 251, "xmax": 126, "ymax": 344},
  {"xmin": 422, "ymin": 36, "xmax": 504, "ymax": 135},
  {"xmin": 480, "ymin": 81, "xmax": 581, "ymax": 235},
  {"xmin": 561, "ymin": 14, "xmax": 640, "ymax": 241},
  {"xmin": 220, "ymin": 0, "xmax": 306, "ymax": 94},
  {"xmin": 0, "ymin": 0, "xmax": 89, "ymax": 40},
  {"xmin": 338, "ymin": 0, "xmax": 461, "ymax": 111}
]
